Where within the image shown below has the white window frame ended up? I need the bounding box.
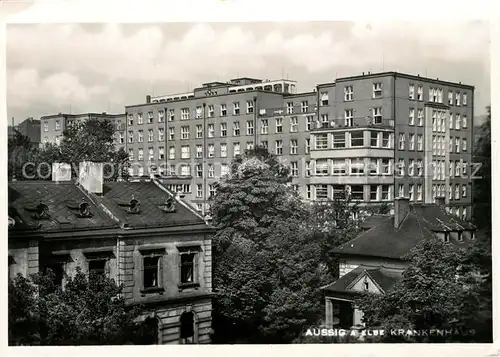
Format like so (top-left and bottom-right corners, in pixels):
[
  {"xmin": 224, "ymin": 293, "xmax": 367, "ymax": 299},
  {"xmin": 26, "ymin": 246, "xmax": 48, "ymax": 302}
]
[
  {"xmin": 344, "ymin": 86, "xmax": 353, "ymax": 101},
  {"xmin": 220, "ymin": 104, "xmax": 227, "ymax": 117},
  {"xmin": 409, "ymin": 108, "xmax": 415, "ymax": 125},
  {"xmin": 290, "ymin": 117, "xmax": 298, "ymax": 133},
  {"xmin": 301, "ymin": 101, "xmax": 309, "ymax": 113},
  {"xmin": 275, "ymin": 140, "xmax": 283, "ymax": 155},
  {"xmin": 247, "ymin": 120, "xmax": 254, "ymax": 135},
  {"xmin": 290, "ymin": 139, "xmax": 298, "ymax": 154},
  {"xmin": 373, "ymin": 82, "xmax": 382, "ymax": 98},
  {"xmin": 233, "ymin": 121, "xmax": 240, "ymax": 136},
  {"xmin": 246, "ymin": 100, "xmax": 254, "ymax": 114},
  {"xmin": 409, "ymin": 84, "xmax": 415, "ymax": 100},
  {"xmin": 344, "ymin": 109, "xmax": 353, "ymax": 127},
  {"xmin": 233, "ymin": 102, "xmax": 240, "ymax": 115},
  {"xmin": 261, "ymin": 119, "xmax": 268, "ymax": 134},
  {"xmin": 181, "ymin": 108, "xmax": 190, "ymax": 121}
]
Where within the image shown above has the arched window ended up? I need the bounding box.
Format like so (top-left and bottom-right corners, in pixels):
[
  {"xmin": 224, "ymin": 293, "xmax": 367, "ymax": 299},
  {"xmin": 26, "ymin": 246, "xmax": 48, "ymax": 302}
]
[{"xmin": 180, "ymin": 311, "xmax": 195, "ymax": 344}]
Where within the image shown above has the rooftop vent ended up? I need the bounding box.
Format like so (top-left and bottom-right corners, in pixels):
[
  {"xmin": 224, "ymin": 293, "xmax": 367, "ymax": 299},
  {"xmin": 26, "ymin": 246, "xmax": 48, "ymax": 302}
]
[
  {"xmin": 25, "ymin": 201, "xmax": 50, "ymax": 220},
  {"xmin": 118, "ymin": 195, "xmax": 141, "ymax": 214},
  {"xmin": 160, "ymin": 198, "xmax": 176, "ymax": 213},
  {"xmin": 67, "ymin": 198, "xmax": 93, "ymax": 218}
]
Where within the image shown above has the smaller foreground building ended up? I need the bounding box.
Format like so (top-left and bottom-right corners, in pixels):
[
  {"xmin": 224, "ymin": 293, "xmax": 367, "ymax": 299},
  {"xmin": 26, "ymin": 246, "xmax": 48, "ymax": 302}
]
[
  {"xmin": 322, "ymin": 197, "xmax": 476, "ymax": 328},
  {"xmin": 8, "ymin": 166, "xmax": 215, "ymax": 344}
]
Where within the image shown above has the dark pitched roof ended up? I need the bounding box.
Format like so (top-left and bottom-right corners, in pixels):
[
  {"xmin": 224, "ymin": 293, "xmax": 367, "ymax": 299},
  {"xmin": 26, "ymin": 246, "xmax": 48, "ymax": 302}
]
[
  {"xmin": 365, "ymin": 268, "xmax": 402, "ymax": 293},
  {"xmin": 335, "ymin": 204, "xmax": 475, "ymax": 260},
  {"xmin": 322, "ymin": 265, "xmax": 402, "ymax": 294},
  {"xmin": 98, "ymin": 181, "xmax": 205, "ymax": 228},
  {"xmin": 8, "ymin": 181, "xmax": 118, "ymax": 232},
  {"xmin": 322, "ymin": 265, "xmax": 366, "ymax": 293},
  {"xmin": 360, "ymin": 214, "xmax": 389, "ymax": 229},
  {"xmin": 8, "ymin": 180, "xmax": 208, "ymax": 234}
]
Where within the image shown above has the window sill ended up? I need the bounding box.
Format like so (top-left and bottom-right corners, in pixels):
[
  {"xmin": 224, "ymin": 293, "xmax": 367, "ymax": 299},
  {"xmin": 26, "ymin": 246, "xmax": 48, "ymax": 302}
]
[
  {"xmin": 140, "ymin": 287, "xmax": 165, "ymax": 296},
  {"xmin": 178, "ymin": 282, "xmax": 200, "ymax": 292}
]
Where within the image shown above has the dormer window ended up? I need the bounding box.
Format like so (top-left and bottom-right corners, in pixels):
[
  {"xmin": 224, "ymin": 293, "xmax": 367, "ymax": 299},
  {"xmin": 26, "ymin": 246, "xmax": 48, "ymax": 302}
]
[
  {"xmin": 25, "ymin": 201, "xmax": 50, "ymax": 220},
  {"xmin": 160, "ymin": 198, "xmax": 176, "ymax": 213},
  {"xmin": 78, "ymin": 200, "xmax": 92, "ymax": 218}
]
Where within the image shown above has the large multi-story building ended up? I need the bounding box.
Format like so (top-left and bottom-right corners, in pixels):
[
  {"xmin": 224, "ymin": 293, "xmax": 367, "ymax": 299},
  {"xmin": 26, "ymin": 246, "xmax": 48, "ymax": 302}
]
[
  {"xmin": 124, "ymin": 77, "xmax": 302, "ymax": 213},
  {"xmin": 38, "ymin": 72, "xmax": 474, "ymax": 219},
  {"xmin": 39, "ymin": 112, "xmax": 126, "ymax": 150},
  {"xmin": 309, "ymin": 72, "xmax": 474, "ymax": 220}
]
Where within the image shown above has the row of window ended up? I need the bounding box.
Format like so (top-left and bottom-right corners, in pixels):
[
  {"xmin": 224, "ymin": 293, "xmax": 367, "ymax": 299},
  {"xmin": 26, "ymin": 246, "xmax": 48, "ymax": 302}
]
[
  {"xmin": 165, "ymin": 183, "xmax": 217, "ymax": 199},
  {"xmin": 302, "ymin": 158, "xmax": 394, "ymax": 177},
  {"xmin": 128, "ymin": 101, "xmax": 256, "ymax": 125},
  {"xmin": 396, "ymin": 132, "xmax": 468, "ymax": 153},
  {"xmin": 313, "ymin": 131, "xmax": 394, "ymax": 150},
  {"xmin": 306, "ymin": 184, "xmax": 392, "ymax": 201},
  {"xmin": 134, "ymin": 163, "xmax": 231, "ymax": 178},
  {"xmin": 409, "ymin": 84, "xmax": 468, "ymax": 106},
  {"xmin": 431, "ymin": 183, "xmax": 468, "ymax": 200},
  {"xmin": 305, "ymin": 183, "xmax": 469, "ymax": 210},
  {"xmin": 127, "ymin": 137, "xmax": 308, "ymax": 161},
  {"xmin": 164, "ymin": 117, "xmax": 315, "ymax": 141},
  {"xmin": 299, "ymin": 158, "xmax": 469, "ymax": 179},
  {"xmin": 166, "ymin": 141, "xmax": 255, "ymax": 160},
  {"xmin": 42, "ymin": 247, "xmax": 200, "ymax": 292}
]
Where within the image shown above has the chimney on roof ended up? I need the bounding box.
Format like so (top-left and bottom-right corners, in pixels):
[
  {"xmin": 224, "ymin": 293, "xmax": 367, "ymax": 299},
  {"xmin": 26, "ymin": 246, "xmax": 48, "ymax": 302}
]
[
  {"xmin": 362, "ymin": 72, "xmax": 365, "ymax": 75},
  {"xmin": 78, "ymin": 161, "xmax": 104, "ymax": 194},
  {"xmin": 146, "ymin": 95, "xmax": 151, "ymax": 104},
  {"xmin": 394, "ymin": 197, "xmax": 410, "ymax": 228},
  {"xmin": 52, "ymin": 163, "xmax": 72, "ymax": 182}
]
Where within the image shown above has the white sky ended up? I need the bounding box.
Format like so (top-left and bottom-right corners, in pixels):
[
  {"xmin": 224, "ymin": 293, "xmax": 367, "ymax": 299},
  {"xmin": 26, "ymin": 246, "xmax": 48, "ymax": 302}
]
[{"xmin": 4, "ymin": 5, "xmax": 491, "ymax": 125}]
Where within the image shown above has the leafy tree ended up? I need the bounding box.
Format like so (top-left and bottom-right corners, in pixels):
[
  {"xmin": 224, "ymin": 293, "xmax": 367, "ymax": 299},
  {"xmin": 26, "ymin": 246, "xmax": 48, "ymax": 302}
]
[
  {"xmin": 356, "ymin": 238, "xmax": 492, "ymax": 342},
  {"xmin": 309, "ymin": 196, "xmax": 363, "ymax": 279},
  {"xmin": 8, "ymin": 268, "xmax": 153, "ymax": 345},
  {"xmin": 211, "ymin": 148, "xmax": 330, "ymax": 343},
  {"xmin": 8, "ymin": 130, "xmax": 38, "ymax": 180},
  {"xmin": 32, "ymin": 118, "xmax": 129, "ymax": 181},
  {"xmin": 473, "ymin": 106, "xmax": 491, "ymax": 235}
]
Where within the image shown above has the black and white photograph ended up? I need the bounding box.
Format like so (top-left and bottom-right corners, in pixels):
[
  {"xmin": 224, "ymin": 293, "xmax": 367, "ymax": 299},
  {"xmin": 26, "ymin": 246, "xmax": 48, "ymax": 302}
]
[{"xmin": 3, "ymin": 0, "xmax": 495, "ymax": 352}]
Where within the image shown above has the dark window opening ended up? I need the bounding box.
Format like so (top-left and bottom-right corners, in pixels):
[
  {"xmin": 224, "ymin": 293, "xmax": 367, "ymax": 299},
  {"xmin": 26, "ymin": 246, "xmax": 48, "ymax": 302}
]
[
  {"xmin": 180, "ymin": 254, "xmax": 195, "ymax": 284},
  {"xmin": 45, "ymin": 263, "xmax": 64, "ymax": 287},
  {"xmin": 89, "ymin": 259, "xmax": 106, "ymax": 278},
  {"xmin": 132, "ymin": 317, "xmax": 159, "ymax": 345},
  {"xmin": 180, "ymin": 311, "xmax": 195, "ymax": 343},
  {"xmin": 144, "ymin": 257, "xmax": 159, "ymax": 289}
]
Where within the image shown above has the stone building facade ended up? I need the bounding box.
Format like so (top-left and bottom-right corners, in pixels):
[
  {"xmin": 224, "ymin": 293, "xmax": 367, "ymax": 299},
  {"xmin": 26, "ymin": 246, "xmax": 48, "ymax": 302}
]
[{"xmin": 8, "ymin": 174, "xmax": 215, "ymax": 344}]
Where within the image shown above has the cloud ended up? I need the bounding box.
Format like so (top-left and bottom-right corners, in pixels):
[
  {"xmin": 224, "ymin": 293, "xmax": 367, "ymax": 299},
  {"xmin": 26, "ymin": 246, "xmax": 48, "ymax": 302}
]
[
  {"xmin": 8, "ymin": 68, "xmax": 108, "ymax": 108},
  {"xmin": 6, "ymin": 21, "xmax": 490, "ymax": 122}
]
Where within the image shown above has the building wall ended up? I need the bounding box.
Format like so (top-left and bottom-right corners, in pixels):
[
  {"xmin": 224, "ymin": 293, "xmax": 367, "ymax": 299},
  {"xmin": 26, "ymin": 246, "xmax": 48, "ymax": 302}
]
[
  {"xmin": 117, "ymin": 232, "xmax": 211, "ymax": 302},
  {"xmin": 9, "ymin": 229, "xmax": 213, "ymax": 345},
  {"xmin": 125, "ymin": 87, "xmax": 315, "ymax": 211},
  {"xmin": 392, "ymin": 74, "xmax": 474, "ymax": 219},
  {"xmin": 8, "ymin": 239, "xmax": 39, "ymax": 279},
  {"xmin": 306, "ymin": 72, "xmax": 473, "ymax": 219}
]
